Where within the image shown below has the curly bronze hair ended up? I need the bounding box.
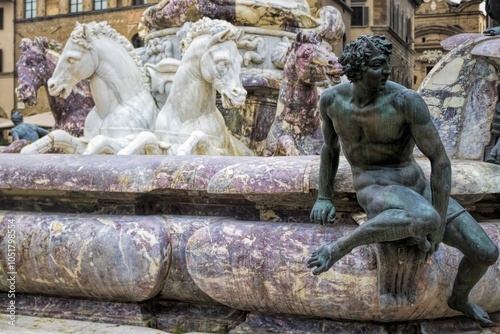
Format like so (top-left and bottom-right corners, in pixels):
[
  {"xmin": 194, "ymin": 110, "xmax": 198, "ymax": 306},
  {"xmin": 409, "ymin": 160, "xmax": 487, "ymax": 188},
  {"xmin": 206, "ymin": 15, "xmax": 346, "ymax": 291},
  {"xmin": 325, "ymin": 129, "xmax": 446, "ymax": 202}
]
[
  {"xmin": 339, "ymin": 35, "xmax": 392, "ymax": 82},
  {"xmin": 11, "ymin": 111, "xmax": 23, "ymax": 124}
]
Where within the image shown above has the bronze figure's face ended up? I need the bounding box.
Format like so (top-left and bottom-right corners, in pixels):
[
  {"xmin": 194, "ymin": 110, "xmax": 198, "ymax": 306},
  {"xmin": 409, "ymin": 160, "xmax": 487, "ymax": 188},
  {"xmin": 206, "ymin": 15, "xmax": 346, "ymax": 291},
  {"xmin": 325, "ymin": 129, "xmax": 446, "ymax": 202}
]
[{"xmin": 360, "ymin": 46, "xmax": 391, "ymax": 92}]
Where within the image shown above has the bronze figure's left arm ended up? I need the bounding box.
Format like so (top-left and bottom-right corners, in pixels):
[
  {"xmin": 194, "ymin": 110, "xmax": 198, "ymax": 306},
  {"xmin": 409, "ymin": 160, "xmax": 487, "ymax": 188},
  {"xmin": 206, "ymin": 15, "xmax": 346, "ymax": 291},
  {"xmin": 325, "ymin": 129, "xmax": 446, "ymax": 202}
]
[{"xmin": 402, "ymin": 89, "xmax": 451, "ymax": 253}]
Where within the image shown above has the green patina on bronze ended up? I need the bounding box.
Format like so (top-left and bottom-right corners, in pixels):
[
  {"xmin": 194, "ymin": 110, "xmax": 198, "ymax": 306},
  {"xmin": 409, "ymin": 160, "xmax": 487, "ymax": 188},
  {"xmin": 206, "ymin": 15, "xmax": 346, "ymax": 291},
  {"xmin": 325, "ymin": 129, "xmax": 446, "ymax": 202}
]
[{"xmin": 307, "ymin": 34, "xmax": 499, "ymax": 327}]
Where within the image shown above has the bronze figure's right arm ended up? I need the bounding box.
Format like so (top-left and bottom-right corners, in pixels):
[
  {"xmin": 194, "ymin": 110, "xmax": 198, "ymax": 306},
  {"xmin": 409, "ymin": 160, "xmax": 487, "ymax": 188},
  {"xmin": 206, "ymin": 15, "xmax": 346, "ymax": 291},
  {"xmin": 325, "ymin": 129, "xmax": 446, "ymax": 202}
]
[
  {"xmin": 310, "ymin": 90, "xmax": 341, "ymax": 224},
  {"xmin": 11, "ymin": 129, "xmax": 20, "ymax": 141}
]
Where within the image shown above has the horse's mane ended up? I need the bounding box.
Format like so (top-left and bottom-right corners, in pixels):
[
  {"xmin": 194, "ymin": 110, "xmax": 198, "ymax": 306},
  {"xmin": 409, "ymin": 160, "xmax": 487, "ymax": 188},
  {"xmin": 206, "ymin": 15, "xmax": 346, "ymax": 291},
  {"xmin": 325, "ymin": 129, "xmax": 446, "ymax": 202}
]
[
  {"xmin": 20, "ymin": 37, "xmax": 62, "ymax": 54},
  {"xmin": 70, "ymin": 21, "xmax": 150, "ymax": 91},
  {"xmin": 282, "ymin": 31, "xmax": 326, "ymax": 71},
  {"xmin": 17, "ymin": 38, "xmax": 61, "ymax": 71},
  {"xmin": 288, "ymin": 31, "xmax": 322, "ymax": 56},
  {"xmin": 180, "ymin": 17, "xmax": 241, "ymax": 53},
  {"xmin": 46, "ymin": 39, "xmax": 63, "ymax": 54}
]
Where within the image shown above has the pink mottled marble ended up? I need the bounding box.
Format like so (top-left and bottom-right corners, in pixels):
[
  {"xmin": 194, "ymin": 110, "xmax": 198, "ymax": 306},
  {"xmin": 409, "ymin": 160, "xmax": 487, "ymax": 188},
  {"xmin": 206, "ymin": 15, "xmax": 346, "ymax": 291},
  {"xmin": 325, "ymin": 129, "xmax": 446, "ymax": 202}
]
[
  {"xmin": 15, "ymin": 37, "xmax": 94, "ymax": 137},
  {"xmin": 265, "ymin": 31, "xmax": 342, "ymax": 156}
]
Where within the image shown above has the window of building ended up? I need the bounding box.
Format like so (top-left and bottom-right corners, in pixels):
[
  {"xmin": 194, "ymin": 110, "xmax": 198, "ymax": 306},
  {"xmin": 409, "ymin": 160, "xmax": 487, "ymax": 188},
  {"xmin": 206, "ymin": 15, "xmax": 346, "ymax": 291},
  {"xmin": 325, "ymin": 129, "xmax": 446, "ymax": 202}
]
[
  {"xmin": 70, "ymin": 0, "xmax": 83, "ymax": 13},
  {"xmin": 0, "ymin": 8, "xmax": 4, "ymax": 30},
  {"xmin": 426, "ymin": 66, "xmax": 433, "ymax": 75},
  {"xmin": 132, "ymin": 0, "xmax": 145, "ymax": 5},
  {"xmin": 405, "ymin": 18, "xmax": 412, "ymax": 44},
  {"xmin": 351, "ymin": 6, "xmax": 368, "ymax": 26},
  {"xmin": 390, "ymin": 0, "xmax": 395, "ymax": 30},
  {"xmin": 395, "ymin": 5, "xmax": 400, "ymax": 33},
  {"xmin": 25, "ymin": 0, "xmax": 37, "ymax": 19},
  {"xmin": 94, "ymin": 0, "xmax": 107, "ymax": 10}
]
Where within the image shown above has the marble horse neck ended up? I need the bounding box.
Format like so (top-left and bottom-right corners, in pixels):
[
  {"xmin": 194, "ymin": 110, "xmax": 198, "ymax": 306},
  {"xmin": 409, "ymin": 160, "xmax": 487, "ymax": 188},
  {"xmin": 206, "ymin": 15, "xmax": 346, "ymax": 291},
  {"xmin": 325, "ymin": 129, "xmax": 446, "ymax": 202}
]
[
  {"xmin": 265, "ymin": 31, "xmax": 342, "ymax": 156},
  {"xmin": 15, "ymin": 37, "xmax": 94, "ymax": 137}
]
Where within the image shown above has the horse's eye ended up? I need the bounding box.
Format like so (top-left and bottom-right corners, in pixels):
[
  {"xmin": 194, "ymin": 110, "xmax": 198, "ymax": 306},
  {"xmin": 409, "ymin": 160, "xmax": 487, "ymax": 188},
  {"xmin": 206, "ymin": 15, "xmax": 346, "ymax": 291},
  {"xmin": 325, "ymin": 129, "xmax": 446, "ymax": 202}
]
[
  {"xmin": 67, "ymin": 57, "xmax": 77, "ymax": 64},
  {"xmin": 216, "ymin": 61, "xmax": 228, "ymax": 75}
]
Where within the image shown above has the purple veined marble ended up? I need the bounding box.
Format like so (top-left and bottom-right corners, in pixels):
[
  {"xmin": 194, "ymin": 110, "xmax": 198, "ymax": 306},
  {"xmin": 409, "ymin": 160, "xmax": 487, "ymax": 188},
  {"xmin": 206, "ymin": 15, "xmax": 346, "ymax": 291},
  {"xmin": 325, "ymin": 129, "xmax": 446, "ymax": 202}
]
[
  {"xmin": 139, "ymin": 0, "xmax": 315, "ymax": 35},
  {"xmin": 265, "ymin": 31, "xmax": 342, "ymax": 156},
  {"xmin": 418, "ymin": 33, "xmax": 500, "ymax": 161},
  {"xmin": 15, "ymin": 37, "xmax": 94, "ymax": 137}
]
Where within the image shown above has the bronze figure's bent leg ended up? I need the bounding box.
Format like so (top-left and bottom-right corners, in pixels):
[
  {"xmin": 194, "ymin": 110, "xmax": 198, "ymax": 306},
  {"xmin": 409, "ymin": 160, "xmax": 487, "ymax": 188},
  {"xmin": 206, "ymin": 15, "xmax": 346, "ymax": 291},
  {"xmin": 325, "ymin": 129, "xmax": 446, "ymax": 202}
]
[
  {"xmin": 308, "ymin": 185, "xmax": 440, "ymax": 275},
  {"xmin": 443, "ymin": 199, "xmax": 499, "ymax": 327}
]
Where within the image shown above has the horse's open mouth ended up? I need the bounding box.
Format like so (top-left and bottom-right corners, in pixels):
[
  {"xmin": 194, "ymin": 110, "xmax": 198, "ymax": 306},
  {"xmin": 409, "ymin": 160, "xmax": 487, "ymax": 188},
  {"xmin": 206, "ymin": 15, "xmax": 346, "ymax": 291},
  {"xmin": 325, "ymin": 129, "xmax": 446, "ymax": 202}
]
[
  {"xmin": 221, "ymin": 94, "xmax": 246, "ymax": 109},
  {"xmin": 16, "ymin": 90, "xmax": 37, "ymax": 106},
  {"xmin": 25, "ymin": 96, "xmax": 38, "ymax": 106},
  {"xmin": 324, "ymin": 66, "xmax": 342, "ymax": 84},
  {"xmin": 326, "ymin": 72, "xmax": 342, "ymax": 85},
  {"xmin": 50, "ymin": 86, "xmax": 71, "ymax": 99}
]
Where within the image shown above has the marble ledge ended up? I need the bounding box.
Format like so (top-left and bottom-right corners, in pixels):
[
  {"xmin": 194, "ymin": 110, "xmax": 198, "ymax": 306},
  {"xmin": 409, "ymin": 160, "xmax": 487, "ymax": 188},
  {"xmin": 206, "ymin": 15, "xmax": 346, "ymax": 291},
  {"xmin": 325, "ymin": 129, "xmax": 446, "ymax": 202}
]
[
  {"xmin": 0, "ymin": 314, "xmax": 169, "ymax": 334},
  {"xmin": 0, "ymin": 154, "xmax": 499, "ymax": 202}
]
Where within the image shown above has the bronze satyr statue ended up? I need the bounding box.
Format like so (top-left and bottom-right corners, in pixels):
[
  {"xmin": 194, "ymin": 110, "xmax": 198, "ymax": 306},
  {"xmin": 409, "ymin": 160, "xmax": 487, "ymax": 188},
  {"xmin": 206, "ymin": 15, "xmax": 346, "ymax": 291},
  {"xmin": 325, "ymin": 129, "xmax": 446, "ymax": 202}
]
[
  {"xmin": 10, "ymin": 111, "xmax": 49, "ymax": 142},
  {"xmin": 307, "ymin": 35, "xmax": 499, "ymax": 326}
]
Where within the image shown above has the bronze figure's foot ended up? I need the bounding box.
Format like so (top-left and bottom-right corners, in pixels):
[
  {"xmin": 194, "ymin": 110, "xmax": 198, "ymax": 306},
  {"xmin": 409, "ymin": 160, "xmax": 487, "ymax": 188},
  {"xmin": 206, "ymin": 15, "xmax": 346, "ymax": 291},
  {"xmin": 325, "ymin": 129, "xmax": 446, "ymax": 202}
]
[
  {"xmin": 448, "ymin": 295, "xmax": 494, "ymax": 327},
  {"xmin": 307, "ymin": 241, "xmax": 350, "ymax": 275}
]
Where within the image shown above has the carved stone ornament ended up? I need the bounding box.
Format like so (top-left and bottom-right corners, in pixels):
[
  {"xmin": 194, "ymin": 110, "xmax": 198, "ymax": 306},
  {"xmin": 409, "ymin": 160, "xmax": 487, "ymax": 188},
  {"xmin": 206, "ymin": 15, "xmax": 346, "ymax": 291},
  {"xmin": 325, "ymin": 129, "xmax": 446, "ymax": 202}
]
[{"xmin": 417, "ymin": 49, "xmax": 444, "ymax": 63}]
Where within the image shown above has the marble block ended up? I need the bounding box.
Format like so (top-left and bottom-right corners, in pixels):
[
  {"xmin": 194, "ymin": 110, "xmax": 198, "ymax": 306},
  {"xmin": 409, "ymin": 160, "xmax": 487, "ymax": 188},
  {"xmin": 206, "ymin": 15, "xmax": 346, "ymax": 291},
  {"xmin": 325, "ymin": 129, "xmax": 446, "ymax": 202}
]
[
  {"xmin": 230, "ymin": 311, "xmax": 500, "ymax": 334},
  {"xmin": 156, "ymin": 301, "xmax": 245, "ymax": 333},
  {"xmin": 159, "ymin": 215, "xmax": 229, "ymax": 303},
  {"xmin": 0, "ymin": 211, "xmax": 170, "ymax": 301},
  {"xmin": 186, "ymin": 221, "xmax": 500, "ymax": 322},
  {"xmin": 419, "ymin": 33, "xmax": 500, "ymax": 160},
  {"xmin": 0, "ymin": 293, "xmax": 156, "ymax": 327}
]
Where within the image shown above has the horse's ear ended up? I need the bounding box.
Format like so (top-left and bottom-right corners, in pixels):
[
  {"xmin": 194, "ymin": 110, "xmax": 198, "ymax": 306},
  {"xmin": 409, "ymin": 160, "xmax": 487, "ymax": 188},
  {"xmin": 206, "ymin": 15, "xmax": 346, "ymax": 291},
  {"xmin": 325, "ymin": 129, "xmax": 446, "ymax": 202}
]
[
  {"xmin": 208, "ymin": 29, "xmax": 232, "ymax": 47},
  {"xmin": 19, "ymin": 38, "xmax": 32, "ymax": 53},
  {"xmin": 295, "ymin": 31, "xmax": 305, "ymax": 46},
  {"xmin": 82, "ymin": 24, "xmax": 87, "ymax": 38},
  {"xmin": 235, "ymin": 29, "xmax": 243, "ymax": 41},
  {"xmin": 34, "ymin": 37, "xmax": 46, "ymax": 52},
  {"xmin": 289, "ymin": 32, "xmax": 303, "ymax": 52}
]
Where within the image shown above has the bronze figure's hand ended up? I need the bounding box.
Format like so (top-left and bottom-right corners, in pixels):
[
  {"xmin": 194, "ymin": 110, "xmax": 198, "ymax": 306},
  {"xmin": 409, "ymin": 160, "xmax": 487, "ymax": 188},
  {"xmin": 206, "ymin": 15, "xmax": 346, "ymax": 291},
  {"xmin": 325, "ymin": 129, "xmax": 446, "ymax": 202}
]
[{"xmin": 310, "ymin": 198, "xmax": 336, "ymax": 225}]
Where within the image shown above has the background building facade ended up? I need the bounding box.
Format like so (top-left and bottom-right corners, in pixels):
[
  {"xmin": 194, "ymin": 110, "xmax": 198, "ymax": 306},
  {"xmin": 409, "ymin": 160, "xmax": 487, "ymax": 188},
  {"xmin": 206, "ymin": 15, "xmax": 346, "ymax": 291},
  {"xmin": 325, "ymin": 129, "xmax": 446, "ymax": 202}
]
[
  {"xmin": 350, "ymin": 0, "xmax": 423, "ymax": 88},
  {"xmin": 413, "ymin": 0, "xmax": 486, "ymax": 89}
]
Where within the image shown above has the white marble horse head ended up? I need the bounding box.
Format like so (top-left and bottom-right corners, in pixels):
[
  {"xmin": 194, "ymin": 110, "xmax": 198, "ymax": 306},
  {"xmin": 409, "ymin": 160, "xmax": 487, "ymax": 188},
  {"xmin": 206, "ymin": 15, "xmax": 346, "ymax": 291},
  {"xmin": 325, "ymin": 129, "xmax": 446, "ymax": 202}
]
[{"xmin": 180, "ymin": 17, "xmax": 247, "ymax": 109}]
